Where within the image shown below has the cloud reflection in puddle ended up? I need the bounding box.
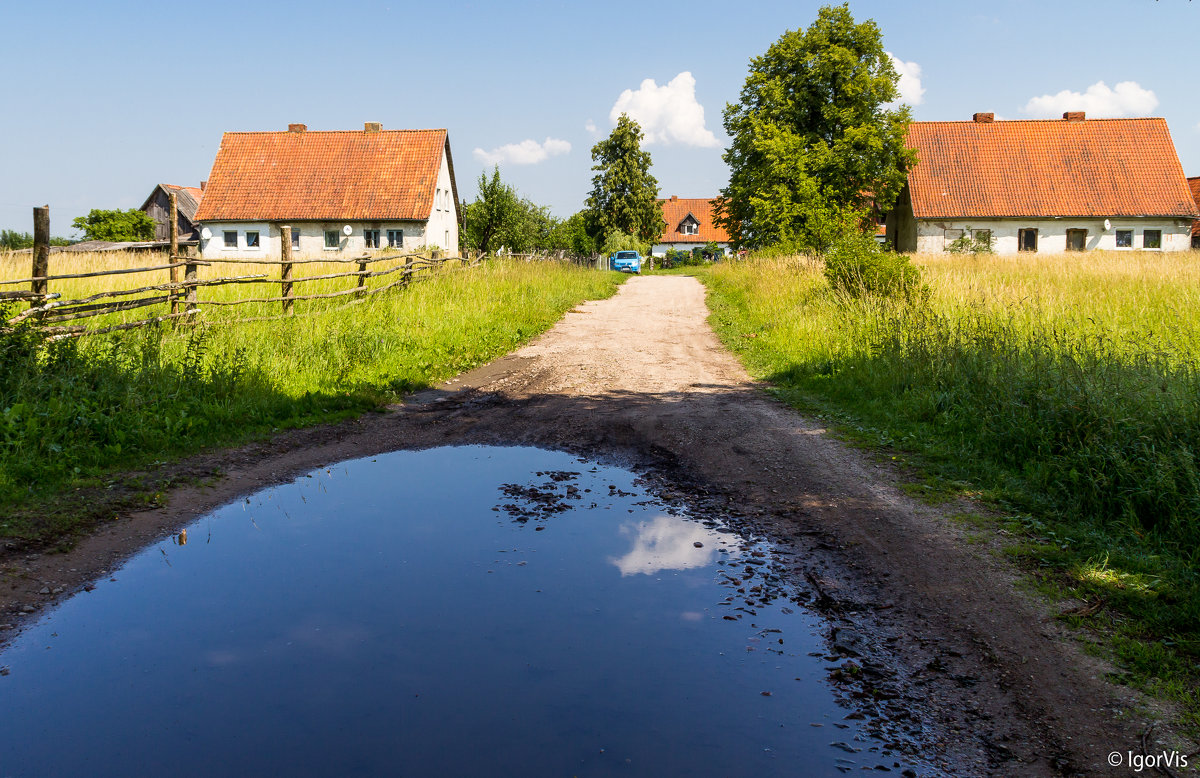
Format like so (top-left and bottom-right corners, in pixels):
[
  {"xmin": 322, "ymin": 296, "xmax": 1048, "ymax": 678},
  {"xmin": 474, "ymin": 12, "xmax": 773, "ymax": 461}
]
[{"xmin": 609, "ymin": 514, "xmax": 731, "ymax": 576}]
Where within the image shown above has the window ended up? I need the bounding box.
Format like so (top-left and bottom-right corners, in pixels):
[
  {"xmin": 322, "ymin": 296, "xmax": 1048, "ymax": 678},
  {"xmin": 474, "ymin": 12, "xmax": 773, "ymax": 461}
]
[
  {"xmin": 364, "ymin": 229, "xmax": 380, "ymax": 249},
  {"xmin": 1018, "ymin": 228, "xmax": 1038, "ymax": 252},
  {"xmin": 246, "ymin": 230, "xmax": 260, "ymax": 248},
  {"xmin": 223, "ymin": 230, "xmax": 237, "ymax": 248},
  {"xmin": 971, "ymin": 229, "xmax": 991, "ymax": 246},
  {"xmin": 1066, "ymin": 229, "xmax": 1087, "ymax": 251},
  {"xmin": 944, "ymin": 229, "xmax": 963, "ymax": 245},
  {"xmin": 1143, "ymin": 229, "xmax": 1162, "ymax": 249},
  {"xmin": 435, "ymin": 188, "xmax": 442, "ymax": 211},
  {"xmin": 387, "ymin": 229, "xmax": 403, "ymax": 248},
  {"xmin": 325, "ymin": 230, "xmax": 340, "ymax": 249},
  {"xmin": 291, "ymin": 228, "xmax": 300, "ymax": 249},
  {"xmin": 1115, "ymin": 229, "xmax": 1132, "ymax": 248}
]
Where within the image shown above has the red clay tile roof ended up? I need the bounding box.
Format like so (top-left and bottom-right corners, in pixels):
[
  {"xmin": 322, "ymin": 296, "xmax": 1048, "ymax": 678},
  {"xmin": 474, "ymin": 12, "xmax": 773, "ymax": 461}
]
[
  {"xmin": 657, "ymin": 197, "xmax": 730, "ymax": 243},
  {"xmin": 1190, "ymin": 177, "xmax": 1200, "ymax": 238},
  {"xmin": 194, "ymin": 129, "xmax": 450, "ymax": 222},
  {"xmin": 906, "ymin": 118, "xmax": 1198, "ymax": 219}
]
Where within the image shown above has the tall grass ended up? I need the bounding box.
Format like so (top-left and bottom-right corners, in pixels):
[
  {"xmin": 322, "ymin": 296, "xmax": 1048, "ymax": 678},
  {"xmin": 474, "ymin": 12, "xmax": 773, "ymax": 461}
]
[
  {"xmin": 701, "ymin": 250, "xmax": 1200, "ymax": 727},
  {"xmin": 0, "ymin": 254, "xmax": 622, "ymax": 539}
]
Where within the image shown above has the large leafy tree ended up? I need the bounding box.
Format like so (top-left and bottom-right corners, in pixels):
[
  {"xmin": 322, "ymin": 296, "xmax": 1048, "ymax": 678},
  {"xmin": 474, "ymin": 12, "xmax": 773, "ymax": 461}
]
[
  {"xmin": 462, "ymin": 167, "xmax": 527, "ymax": 254},
  {"xmin": 584, "ymin": 115, "xmax": 662, "ymax": 244},
  {"xmin": 71, "ymin": 209, "xmax": 155, "ymax": 242},
  {"xmin": 717, "ymin": 3, "xmax": 915, "ymax": 252}
]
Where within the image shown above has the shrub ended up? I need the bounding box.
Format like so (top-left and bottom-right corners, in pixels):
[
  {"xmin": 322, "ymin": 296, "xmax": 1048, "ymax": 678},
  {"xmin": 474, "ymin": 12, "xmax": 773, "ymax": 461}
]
[{"xmin": 823, "ymin": 232, "xmax": 924, "ymax": 299}]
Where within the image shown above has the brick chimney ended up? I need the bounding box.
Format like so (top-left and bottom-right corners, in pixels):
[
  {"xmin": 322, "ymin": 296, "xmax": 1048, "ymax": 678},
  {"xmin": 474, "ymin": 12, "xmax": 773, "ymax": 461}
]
[
  {"xmin": 972, "ymin": 112, "xmax": 995, "ymax": 123},
  {"xmin": 364, "ymin": 122, "xmax": 382, "ymax": 133},
  {"xmin": 1063, "ymin": 112, "xmax": 1085, "ymax": 122},
  {"xmin": 200, "ymin": 180, "xmax": 206, "ymax": 192},
  {"xmin": 670, "ymin": 195, "xmax": 678, "ymax": 201},
  {"xmin": 288, "ymin": 123, "xmax": 307, "ymax": 133}
]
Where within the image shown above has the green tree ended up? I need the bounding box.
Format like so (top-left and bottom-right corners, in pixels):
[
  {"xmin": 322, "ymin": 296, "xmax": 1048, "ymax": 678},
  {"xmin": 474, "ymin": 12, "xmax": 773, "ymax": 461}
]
[
  {"xmin": 462, "ymin": 167, "xmax": 526, "ymax": 254},
  {"xmin": 545, "ymin": 212, "xmax": 597, "ymax": 256},
  {"xmin": 585, "ymin": 115, "xmax": 662, "ymax": 244},
  {"xmin": 717, "ymin": 4, "xmax": 915, "ymax": 252},
  {"xmin": 71, "ymin": 209, "xmax": 155, "ymax": 242}
]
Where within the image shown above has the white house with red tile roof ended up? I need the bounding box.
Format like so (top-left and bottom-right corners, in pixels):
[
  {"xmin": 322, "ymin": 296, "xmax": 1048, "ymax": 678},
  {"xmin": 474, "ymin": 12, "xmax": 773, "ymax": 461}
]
[
  {"xmin": 652, "ymin": 196, "xmax": 731, "ymax": 257},
  {"xmin": 1189, "ymin": 176, "xmax": 1200, "ymax": 249},
  {"xmin": 194, "ymin": 123, "xmax": 459, "ymax": 259},
  {"xmin": 888, "ymin": 112, "xmax": 1199, "ymax": 255}
]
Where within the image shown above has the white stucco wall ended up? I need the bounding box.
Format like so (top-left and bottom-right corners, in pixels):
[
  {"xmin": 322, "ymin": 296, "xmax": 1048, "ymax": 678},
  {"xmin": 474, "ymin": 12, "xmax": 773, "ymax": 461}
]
[
  {"xmin": 913, "ymin": 218, "xmax": 1193, "ymax": 255},
  {"xmin": 199, "ymin": 221, "xmax": 433, "ymax": 260},
  {"xmin": 651, "ymin": 242, "xmax": 730, "ymax": 257},
  {"xmin": 426, "ymin": 150, "xmax": 459, "ymax": 256}
]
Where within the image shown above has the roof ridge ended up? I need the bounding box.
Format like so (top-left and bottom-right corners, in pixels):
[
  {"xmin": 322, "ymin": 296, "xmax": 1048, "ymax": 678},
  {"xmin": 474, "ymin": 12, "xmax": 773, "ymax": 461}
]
[
  {"xmin": 221, "ymin": 128, "xmax": 447, "ymax": 135},
  {"xmin": 913, "ymin": 117, "xmax": 1164, "ymax": 125}
]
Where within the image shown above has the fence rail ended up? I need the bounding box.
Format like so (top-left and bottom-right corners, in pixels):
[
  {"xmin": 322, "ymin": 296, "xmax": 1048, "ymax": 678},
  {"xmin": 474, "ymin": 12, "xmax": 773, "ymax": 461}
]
[{"xmin": 3, "ymin": 204, "xmax": 486, "ymax": 338}]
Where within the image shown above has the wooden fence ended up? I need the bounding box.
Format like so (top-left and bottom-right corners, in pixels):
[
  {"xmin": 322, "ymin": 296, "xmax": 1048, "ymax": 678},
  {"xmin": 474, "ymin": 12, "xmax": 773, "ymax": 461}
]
[{"xmin": 2, "ymin": 201, "xmax": 484, "ymax": 339}]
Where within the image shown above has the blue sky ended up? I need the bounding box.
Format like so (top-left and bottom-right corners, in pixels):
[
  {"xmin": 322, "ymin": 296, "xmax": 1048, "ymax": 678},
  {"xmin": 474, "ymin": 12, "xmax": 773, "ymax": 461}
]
[{"xmin": 2, "ymin": 0, "xmax": 1198, "ymax": 235}]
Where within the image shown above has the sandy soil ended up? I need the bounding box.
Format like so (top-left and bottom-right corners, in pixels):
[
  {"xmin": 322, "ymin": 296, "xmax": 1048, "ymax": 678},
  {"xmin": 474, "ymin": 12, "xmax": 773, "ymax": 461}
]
[{"xmin": 1, "ymin": 275, "xmax": 1188, "ymax": 775}]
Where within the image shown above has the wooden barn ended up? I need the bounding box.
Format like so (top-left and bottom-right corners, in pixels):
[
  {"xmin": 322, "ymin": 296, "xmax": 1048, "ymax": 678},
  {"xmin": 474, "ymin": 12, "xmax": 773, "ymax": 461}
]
[{"xmin": 140, "ymin": 183, "xmax": 204, "ymax": 242}]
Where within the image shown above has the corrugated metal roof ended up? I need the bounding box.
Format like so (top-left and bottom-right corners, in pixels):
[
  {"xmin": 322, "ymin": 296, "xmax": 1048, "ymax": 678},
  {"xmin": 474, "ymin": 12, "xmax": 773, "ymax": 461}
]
[
  {"xmin": 194, "ymin": 129, "xmax": 449, "ymax": 222},
  {"xmin": 906, "ymin": 117, "xmax": 1198, "ymax": 219}
]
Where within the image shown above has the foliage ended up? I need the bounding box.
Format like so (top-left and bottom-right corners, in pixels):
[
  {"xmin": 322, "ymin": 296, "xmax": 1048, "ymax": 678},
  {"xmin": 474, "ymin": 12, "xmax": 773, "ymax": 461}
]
[
  {"xmin": 0, "ymin": 230, "xmax": 72, "ymax": 250},
  {"xmin": 71, "ymin": 209, "xmax": 155, "ymax": 242},
  {"xmin": 600, "ymin": 230, "xmax": 648, "ymax": 257},
  {"xmin": 585, "ymin": 115, "xmax": 663, "ymax": 244},
  {"xmin": 823, "ymin": 231, "xmax": 924, "ymax": 299},
  {"xmin": 717, "ymin": 4, "xmax": 915, "ymax": 252},
  {"xmin": 462, "ymin": 167, "xmax": 529, "ymax": 254},
  {"xmin": 946, "ymin": 228, "xmax": 995, "ymax": 255},
  {"xmin": 0, "ymin": 261, "xmax": 623, "ymax": 542},
  {"xmin": 546, "ymin": 212, "xmax": 597, "ymax": 256},
  {"xmin": 698, "ymin": 251, "xmax": 1200, "ymax": 730}
]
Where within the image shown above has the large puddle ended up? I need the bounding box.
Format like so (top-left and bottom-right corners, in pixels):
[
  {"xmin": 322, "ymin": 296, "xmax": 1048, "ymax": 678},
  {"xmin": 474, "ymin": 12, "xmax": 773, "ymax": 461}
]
[{"xmin": 0, "ymin": 446, "xmax": 929, "ymax": 776}]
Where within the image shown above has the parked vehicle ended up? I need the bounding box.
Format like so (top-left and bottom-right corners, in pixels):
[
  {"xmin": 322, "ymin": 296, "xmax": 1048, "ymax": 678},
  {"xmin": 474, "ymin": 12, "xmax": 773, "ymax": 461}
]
[{"xmin": 610, "ymin": 250, "xmax": 642, "ymax": 274}]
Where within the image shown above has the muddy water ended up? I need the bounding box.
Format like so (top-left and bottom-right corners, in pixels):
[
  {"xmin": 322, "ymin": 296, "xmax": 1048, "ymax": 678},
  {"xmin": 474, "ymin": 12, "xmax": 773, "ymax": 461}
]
[{"xmin": 0, "ymin": 446, "xmax": 925, "ymax": 777}]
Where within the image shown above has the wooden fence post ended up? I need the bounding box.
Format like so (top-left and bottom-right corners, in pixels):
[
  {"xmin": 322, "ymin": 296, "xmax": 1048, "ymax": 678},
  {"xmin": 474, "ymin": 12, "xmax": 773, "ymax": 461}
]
[
  {"xmin": 356, "ymin": 255, "xmax": 368, "ymax": 297},
  {"xmin": 403, "ymin": 255, "xmax": 413, "ymax": 288},
  {"xmin": 31, "ymin": 205, "xmax": 49, "ymax": 308},
  {"xmin": 168, "ymin": 191, "xmax": 179, "ymax": 315},
  {"xmin": 280, "ymin": 224, "xmax": 294, "ymax": 315},
  {"xmin": 184, "ymin": 240, "xmax": 199, "ymax": 316}
]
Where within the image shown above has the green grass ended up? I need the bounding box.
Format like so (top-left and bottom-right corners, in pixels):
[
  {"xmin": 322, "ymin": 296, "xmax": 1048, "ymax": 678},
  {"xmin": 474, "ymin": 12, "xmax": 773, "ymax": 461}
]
[
  {"xmin": 0, "ymin": 259, "xmax": 623, "ymax": 541},
  {"xmin": 697, "ymin": 251, "xmax": 1200, "ymax": 731}
]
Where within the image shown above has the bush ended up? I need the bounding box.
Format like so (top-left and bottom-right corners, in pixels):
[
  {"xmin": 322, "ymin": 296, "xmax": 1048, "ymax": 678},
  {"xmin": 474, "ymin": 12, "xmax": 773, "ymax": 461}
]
[
  {"xmin": 600, "ymin": 230, "xmax": 648, "ymax": 257},
  {"xmin": 823, "ymin": 232, "xmax": 924, "ymax": 299}
]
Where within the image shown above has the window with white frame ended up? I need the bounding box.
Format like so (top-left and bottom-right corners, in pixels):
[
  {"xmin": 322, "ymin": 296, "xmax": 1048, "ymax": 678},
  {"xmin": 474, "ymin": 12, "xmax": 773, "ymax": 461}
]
[
  {"xmin": 387, "ymin": 229, "xmax": 403, "ymax": 248},
  {"xmin": 364, "ymin": 229, "xmax": 380, "ymax": 249},
  {"xmin": 223, "ymin": 230, "xmax": 237, "ymax": 248},
  {"xmin": 324, "ymin": 230, "xmax": 340, "ymax": 249},
  {"xmin": 246, "ymin": 230, "xmax": 260, "ymax": 249},
  {"xmin": 1116, "ymin": 229, "xmax": 1132, "ymax": 248},
  {"xmin": 291, "ymin": 228, "xmax": 300, "ymax": 249}
]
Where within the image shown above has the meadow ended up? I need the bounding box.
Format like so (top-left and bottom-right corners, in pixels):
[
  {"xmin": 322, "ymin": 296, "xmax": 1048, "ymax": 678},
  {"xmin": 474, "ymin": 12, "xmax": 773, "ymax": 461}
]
[
  {"xmin": 0, "ymin": 250, "xmax": 622, "ymax": 539},
  {"xmin": 699, "ymin": 249, "xmax": 1200, "ymax": 728}
]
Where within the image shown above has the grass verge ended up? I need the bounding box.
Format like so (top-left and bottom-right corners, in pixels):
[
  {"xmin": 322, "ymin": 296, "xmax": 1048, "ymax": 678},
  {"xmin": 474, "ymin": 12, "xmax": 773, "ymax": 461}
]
[
  {"xmin": 697, "ymin": 251, "xmax": 1200, "ymax": 732},
  {"xmin": 0, "ymin": 259, "xmax": 623, "ymax": 543}
]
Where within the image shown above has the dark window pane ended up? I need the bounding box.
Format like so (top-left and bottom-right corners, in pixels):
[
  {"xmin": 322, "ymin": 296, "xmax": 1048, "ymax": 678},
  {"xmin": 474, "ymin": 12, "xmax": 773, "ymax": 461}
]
[
  {"xmin": 224, "ymin": 231, "xmax": 237, "ymax": 248},
  {"xmin": 291, "ymin": 228, "xmax": 300, "ymax": 248},
  {"xmin": 325, "ymin": 231, "xmax": 339, "ymax": 248},
  {"xmin": 1116, "ymin": 230, "xmax": 1132, "ymax": 248},
  {"xmin": 246, "ymin": 231, "xmax": 259, "ymax": 248},
  {"xmin": 1144, "ymin": 230, "xmax": 1161, "ymax": 249}
]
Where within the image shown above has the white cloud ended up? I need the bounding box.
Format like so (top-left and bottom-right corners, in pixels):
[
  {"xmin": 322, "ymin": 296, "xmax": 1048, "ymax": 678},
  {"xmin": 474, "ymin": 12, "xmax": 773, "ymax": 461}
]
[
  {"xmin": 472, "ymin": 137, "xmax": 571, "ymax": 166},
  {"xmin": 887, "ymin": 53, "xmax": 924, "ymax": 106},
  {"xmin": 585, "ymin": 119, "xmax": 598, "ymax": 134},
  {"xmin": 609, "ymin": 72, "xmax": 719, "ymax": 147},
  {"xmin": 1022, "ymin": 80, "xmax": 1158, "ymax": 118}
]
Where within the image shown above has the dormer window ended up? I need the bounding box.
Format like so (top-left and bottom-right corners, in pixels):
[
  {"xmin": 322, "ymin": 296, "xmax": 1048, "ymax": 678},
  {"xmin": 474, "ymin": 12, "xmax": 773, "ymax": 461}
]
[{"xmin": 678, "ymin": 214, "xmax": 700, "ymax": 236}]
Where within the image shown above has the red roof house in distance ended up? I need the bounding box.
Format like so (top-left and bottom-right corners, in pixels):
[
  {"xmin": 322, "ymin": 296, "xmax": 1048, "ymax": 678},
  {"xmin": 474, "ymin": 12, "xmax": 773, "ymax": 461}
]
[
  {"xmin": 888, "ymin": 112, "xmax": 1198, "ymax": 254},
  {"xmin": 1189, "ymin": 176, "xmax": 1200, "ymax": 249},
  {"xmin": 652, "ymin": 196, "xmax": 731, "ymax": 257},
  {"xmin": 194, "ymin": 123, "xmax": 459, "ymax": 259}
]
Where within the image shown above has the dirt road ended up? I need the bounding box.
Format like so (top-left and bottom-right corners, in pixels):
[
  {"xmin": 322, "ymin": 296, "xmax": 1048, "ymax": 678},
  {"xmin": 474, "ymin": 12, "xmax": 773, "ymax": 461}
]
[{"xmin": 1, "ymin": 275, "xmax": 1176, "ymax": 775}]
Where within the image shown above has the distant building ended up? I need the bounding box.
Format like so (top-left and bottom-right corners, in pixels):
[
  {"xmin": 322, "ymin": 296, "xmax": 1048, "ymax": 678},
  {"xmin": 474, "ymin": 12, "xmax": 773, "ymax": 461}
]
[
  {"xmin": 194, "ymin": 123, "xmax": 459, "ymax": 259},
  {"xmin": 652, "ymin": 196, "xmax": 730, "ymax": 257},
  {"xmin": 1189, "ymin": 176, "xmax": 1200, "ymax": 249},
  {"xmin": 888, "ymin": 112, "xmax": 1199, "ymax": 254},
  {"xmin": 140, "ymin": 183, "xmax": 204, "ymax": 242}
]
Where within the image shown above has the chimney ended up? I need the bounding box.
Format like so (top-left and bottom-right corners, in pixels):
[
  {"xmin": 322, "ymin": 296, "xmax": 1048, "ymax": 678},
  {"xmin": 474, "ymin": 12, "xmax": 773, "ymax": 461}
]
[
  {"xmin": 972, "ymin": 112, "xmax": 994, "ymax": 123},
  {"xmin": 670, "ymin": 195, "xmax": 678, "ymax": 201},
  {"xmin": 364, "ymin": 122, "xmax": 382, "ymax": 133},
  {"xmin": 288, "ymin": 123, "xmax": 307, "ymax": 133},
  {"xmin": 200, "ymin": 180, "xmax": 206, "ymax": 192},
  {"xmin": 1063, "ymin": 111, "xmax": 1085, "ymax": 122}
]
